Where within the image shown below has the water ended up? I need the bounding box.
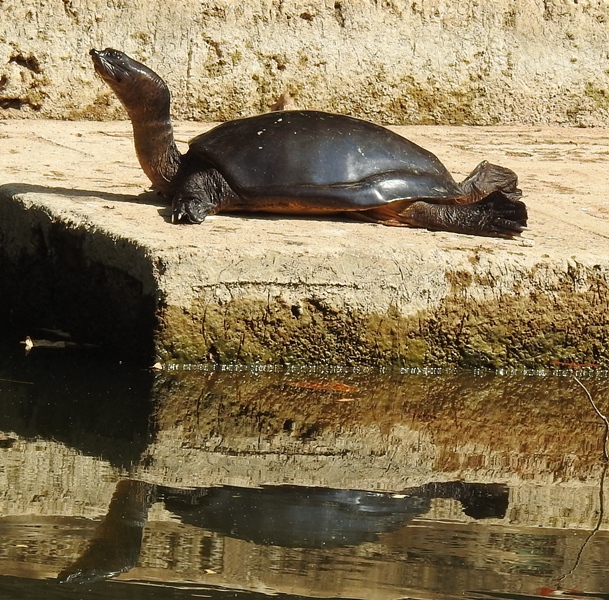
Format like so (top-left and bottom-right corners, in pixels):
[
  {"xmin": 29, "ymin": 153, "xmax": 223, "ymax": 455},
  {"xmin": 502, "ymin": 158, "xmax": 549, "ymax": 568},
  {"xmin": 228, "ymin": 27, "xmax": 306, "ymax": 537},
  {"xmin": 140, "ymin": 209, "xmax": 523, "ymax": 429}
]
[{"xmin": 2, "ymin": 340, "xmax": 609, "ymax": 599}]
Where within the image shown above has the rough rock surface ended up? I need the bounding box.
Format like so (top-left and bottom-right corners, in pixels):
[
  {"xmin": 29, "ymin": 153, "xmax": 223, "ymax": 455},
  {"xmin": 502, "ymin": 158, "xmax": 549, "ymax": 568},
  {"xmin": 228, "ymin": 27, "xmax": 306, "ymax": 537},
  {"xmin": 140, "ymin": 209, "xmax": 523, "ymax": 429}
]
[
  {"xmin": 0, "ymin": 119, "xmax": 608, "ymax": 367},
  {"xmin": 1, "ymin": 0, "xmax": 609, "ymax": 125}
]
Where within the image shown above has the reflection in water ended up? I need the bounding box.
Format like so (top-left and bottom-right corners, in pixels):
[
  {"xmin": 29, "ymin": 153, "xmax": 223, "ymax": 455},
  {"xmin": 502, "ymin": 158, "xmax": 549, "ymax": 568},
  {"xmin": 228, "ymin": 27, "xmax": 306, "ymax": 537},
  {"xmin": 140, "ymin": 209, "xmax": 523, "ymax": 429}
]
[
  {"xmin": 471, "ymin": 593, "xmax": 609, "ymax": 599},
  {"xmin": 57, "ymin": 479, "xmax": 508, "ymax": 583},
  {"xmin": 0, "ymin": 344, "xmax": 153, "ymax": 467},
  {"xmin": 162, "ymin": 480, "xmax": 508, "ymax": 545},
  {"xmin": 2, "ymin": 342, "xmax": 609, "ymax": 598},
  {"xmin": 0, "ymin": 575, "xmax": 300, "ymax": 600},
  {"xmin": 146, "ymin": 367, "xmax": 609, "ymax": 491}
]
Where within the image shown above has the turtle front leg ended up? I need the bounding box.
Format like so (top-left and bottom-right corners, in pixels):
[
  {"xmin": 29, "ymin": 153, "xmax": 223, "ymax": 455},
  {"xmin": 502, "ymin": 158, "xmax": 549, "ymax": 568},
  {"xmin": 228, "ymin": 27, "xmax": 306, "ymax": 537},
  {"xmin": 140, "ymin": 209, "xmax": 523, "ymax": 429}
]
[
  {"xmin": 401, "ymin": 191, "xmax": 528, "ymax": 238},
  {"xmin": 172, "ymin": 193, "xmax": 217, "ymax": 224},
  {"xmin": 171, "ymin": 166, "xmax": 235, "ymax": 224}
]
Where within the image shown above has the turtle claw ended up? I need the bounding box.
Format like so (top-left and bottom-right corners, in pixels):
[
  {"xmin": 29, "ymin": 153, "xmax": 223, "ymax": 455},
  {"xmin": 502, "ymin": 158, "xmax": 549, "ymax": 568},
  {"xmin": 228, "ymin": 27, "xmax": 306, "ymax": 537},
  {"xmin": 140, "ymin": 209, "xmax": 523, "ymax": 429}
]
[
  {"xmin": 171, "ymin": 197, "xmax": 207, "ymax": 224},
  {"xmin": 487, "ymin": 220, "xmax": 527, "ymax": 239},
  {"xmin": 474, "ymin": 191, "xmax": 528, "ymax": 238}
]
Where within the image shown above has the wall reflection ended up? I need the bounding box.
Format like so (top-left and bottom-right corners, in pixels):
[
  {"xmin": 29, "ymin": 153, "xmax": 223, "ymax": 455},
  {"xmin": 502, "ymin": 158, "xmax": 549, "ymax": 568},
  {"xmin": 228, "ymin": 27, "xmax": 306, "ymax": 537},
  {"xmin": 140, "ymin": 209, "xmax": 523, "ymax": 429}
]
[
  {"xmin": 56, "ymin": 478, "xmax": 508, "ymax": 584},
  {"xmin": 1, "ymin": 359, "xmax": 609, "ymax": 598}
]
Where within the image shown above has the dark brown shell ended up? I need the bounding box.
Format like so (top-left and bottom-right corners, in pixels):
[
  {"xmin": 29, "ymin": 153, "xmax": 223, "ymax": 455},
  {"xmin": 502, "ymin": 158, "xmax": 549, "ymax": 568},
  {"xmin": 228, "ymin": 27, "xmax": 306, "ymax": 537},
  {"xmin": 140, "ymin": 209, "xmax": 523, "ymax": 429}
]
[{"xmin": 188, "ymin": 110, "xmax": 463, "ymax": 210}]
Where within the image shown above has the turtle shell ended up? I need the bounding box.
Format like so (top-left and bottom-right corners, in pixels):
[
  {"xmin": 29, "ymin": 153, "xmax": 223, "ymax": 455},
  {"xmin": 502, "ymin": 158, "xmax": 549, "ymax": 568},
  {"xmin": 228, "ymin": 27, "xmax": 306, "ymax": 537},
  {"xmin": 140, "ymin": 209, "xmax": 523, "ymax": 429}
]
[{"xmin": 187, "ymin": 110, "xmax": 463, "ymax": 211}]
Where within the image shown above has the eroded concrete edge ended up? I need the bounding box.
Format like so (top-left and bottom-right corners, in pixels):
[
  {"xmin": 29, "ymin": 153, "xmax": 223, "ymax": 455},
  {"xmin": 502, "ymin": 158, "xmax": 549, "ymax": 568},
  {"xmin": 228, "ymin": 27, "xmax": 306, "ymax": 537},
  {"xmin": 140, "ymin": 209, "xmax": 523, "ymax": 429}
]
[
  {"xmin": 2, "ymin": 186, "xmax": 606, "ymax": 368},
  {"xmin": 0, "ymin": 189, "xmax": 159, "ymax": 361},
  {"xmin": 155, "ymin": 242, "xmax": 609, "ymax": 368}
]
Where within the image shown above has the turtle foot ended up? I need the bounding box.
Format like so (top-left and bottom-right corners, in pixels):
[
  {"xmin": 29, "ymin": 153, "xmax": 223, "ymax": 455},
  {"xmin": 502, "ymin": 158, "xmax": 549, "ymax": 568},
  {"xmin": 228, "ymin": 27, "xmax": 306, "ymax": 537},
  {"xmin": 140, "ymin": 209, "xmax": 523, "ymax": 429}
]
[
  {"xmin": 477, "ymin": 191, "xmax": 528, "ymax": 238},
  {"xmin": 400, "ymin": 191, "xmax": 528, "ymax": 238},
  {"xmin": 171, "ymin": 197, "xmax": 208, "ymax": 224}
]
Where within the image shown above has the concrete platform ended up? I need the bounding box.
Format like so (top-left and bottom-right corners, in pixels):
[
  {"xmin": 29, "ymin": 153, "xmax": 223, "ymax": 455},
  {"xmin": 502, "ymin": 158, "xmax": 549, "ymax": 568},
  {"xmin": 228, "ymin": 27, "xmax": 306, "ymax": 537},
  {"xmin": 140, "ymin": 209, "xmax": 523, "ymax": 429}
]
[{"xmin": 0, "ymin": 119, "xmax": 608, "ymax": 367}]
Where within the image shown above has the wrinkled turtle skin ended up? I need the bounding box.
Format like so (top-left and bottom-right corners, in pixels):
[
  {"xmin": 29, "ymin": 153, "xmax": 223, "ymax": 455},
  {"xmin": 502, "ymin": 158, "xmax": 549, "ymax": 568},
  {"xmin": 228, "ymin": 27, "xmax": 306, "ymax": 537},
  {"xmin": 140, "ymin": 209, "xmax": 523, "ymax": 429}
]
[{"xmin": 90, "ymin": 48, "xmax": 527, "ymax": 238}]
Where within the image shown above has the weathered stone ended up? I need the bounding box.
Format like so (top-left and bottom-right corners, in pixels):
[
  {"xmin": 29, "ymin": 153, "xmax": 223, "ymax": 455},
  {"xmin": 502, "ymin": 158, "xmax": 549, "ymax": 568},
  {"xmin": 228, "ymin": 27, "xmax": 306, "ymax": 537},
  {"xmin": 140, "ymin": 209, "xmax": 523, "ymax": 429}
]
[
  {"xmin": 0, "ymin": 120, "xmax": 608, "ymax": 368},
  {"xmin": 1, "ymin": 0, "xmax": 609, "ymax": 125}
]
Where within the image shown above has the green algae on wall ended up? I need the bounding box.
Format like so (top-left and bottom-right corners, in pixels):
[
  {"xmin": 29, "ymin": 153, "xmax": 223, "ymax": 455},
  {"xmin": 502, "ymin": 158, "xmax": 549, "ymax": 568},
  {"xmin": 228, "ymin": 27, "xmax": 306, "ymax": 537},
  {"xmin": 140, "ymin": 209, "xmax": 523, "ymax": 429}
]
[{"xmin": 156, "ymin": 261, "xmax": 609, "ymax": 369}]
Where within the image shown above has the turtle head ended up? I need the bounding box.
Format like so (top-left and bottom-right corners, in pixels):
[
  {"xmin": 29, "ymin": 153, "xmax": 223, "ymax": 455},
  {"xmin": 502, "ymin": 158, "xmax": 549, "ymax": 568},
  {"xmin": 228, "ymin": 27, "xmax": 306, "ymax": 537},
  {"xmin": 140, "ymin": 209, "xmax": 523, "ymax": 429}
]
[
  {"xmin": 90, "ymin": 49, "xmax": 182, "ymax": 195},
  {"xmin": 90, "ymin": 48, "xmax": 170, "ymax": 119}
]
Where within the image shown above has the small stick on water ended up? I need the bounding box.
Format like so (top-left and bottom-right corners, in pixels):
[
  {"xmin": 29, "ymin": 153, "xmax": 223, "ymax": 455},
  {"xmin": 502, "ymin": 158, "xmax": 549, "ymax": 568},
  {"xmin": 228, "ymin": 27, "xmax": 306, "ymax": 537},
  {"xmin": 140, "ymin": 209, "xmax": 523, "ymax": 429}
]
[
  {"xmin": 557, "ymin": 373, "xmax": 608, "ymax": 588},
  {"xmin": 572, "ymin": 374, "xmax": 609, "ymax": 462},
  {"xmin": 557, "ymin": 463, "xmax": 607, "ymax": 587},
  {"xmin": 0, "ymin": 377, "xmax": 34, "ymax": 385}
]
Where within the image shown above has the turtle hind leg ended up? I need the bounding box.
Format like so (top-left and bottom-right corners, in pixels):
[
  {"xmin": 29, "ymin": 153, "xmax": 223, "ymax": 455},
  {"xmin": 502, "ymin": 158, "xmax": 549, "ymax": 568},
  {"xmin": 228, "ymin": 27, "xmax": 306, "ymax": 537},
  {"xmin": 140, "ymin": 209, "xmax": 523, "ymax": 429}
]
[
  {"xmin": 459, "ymin": 160, "xmax": 523, "ymax": 203},
  {"xmin": 350, "ymin": 205, "xmax": 412, "ymax": 227},
  {"xmin": 396, "ymin": 191, "xmax": 528, "ymax": 238}
]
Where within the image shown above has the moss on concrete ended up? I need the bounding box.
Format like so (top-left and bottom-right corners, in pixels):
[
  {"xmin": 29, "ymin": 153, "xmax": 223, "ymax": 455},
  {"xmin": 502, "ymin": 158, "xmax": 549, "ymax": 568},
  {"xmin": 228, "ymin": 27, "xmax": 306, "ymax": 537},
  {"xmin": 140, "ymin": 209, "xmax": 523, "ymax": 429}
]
[{"xmin": 156, "ymin": 263, "xmax": 609, "ymax": 368}]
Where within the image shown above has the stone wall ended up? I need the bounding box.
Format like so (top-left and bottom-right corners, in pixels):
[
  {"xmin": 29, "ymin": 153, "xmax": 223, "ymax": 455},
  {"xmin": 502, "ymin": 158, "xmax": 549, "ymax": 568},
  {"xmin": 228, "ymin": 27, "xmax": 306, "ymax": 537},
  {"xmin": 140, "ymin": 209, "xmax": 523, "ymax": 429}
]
[{"xmin": 1, "ymin": 0, "xmax": 608, "ymax": 125}]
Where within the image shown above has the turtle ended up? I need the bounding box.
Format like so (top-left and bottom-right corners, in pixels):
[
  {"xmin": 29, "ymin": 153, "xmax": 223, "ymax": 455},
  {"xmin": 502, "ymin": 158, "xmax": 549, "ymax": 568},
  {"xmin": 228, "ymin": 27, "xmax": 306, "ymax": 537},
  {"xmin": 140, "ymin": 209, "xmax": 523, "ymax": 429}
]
[{"xmin": 90, "ymin": 48, "xmax": 527, "ymax": 238}]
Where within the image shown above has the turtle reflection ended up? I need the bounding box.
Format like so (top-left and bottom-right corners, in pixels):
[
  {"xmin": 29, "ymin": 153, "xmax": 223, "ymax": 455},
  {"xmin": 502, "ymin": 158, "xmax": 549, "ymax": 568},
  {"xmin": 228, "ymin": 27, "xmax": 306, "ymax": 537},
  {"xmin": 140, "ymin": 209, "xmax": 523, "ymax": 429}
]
[
  {"xmin": 162, "ymin": 481, "xmax": 508, "ymax": 548},
  {"xmin": 58, "ymin": 479, "xmax": 508, "ymax": 584}
]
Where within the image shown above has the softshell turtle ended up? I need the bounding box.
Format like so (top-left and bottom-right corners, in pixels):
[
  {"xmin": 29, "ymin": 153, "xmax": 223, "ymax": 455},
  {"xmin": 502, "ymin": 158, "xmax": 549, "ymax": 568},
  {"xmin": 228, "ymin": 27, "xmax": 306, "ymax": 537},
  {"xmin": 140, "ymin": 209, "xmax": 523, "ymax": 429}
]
[{"xmin": 90, "ymin": 48, "xmax": 527, "ymax": 237}]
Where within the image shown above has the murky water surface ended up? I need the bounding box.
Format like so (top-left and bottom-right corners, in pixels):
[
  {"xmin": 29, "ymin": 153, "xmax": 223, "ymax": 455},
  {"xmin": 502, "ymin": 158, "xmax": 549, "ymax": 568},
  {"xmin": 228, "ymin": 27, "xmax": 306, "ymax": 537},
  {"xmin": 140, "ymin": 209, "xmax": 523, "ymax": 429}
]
[{"xmin": 2, "ymin": 342, "xmax": 609, "ymax": 599}]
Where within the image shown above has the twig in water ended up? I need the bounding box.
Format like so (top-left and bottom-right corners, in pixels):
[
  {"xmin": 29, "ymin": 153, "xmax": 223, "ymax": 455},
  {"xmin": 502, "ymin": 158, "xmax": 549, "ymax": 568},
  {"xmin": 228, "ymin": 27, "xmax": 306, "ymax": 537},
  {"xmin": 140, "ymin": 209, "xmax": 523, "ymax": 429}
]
[
  {"xmin": 557, "ymin": 373, "xmax": 609, "ymax": 589},
  {"xmin": 573, "ymin": 374, "xmax": 609, "ymax": 462},
  {"xmin": 0, "ymin": 377, "xmax": 34, "ymax": 385},
  {"xmin": 557, "ymin": 463, "xmax": 607, "ymax": 587}
]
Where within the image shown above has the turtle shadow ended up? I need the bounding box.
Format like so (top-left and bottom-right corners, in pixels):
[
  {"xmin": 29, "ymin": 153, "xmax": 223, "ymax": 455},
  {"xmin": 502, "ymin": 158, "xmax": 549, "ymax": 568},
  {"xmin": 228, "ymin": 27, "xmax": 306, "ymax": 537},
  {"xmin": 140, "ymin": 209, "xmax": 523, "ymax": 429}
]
[
  {"xmin": 158, "ymin": 204, "xmax": 360, "ymax": 227},
  {"xmin": 0, "ymin": 182, "xmax": 166, "ymax": 207},
  {"xmin": 154, "ymin": 207, "xmax": 377, "ymax": 226},
  {"xmin": 1, "ymin": 182, "xmax": 353, "ymax": 224}
]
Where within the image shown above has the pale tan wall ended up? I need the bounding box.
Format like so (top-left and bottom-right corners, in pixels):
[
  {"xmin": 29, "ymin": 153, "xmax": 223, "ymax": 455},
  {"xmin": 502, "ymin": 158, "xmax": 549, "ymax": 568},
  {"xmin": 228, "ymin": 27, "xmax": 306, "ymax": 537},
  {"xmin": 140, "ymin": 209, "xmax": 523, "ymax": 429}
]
[{"xmin": 1, "ymin": 0, "xmax": 608, "ymax": 125}]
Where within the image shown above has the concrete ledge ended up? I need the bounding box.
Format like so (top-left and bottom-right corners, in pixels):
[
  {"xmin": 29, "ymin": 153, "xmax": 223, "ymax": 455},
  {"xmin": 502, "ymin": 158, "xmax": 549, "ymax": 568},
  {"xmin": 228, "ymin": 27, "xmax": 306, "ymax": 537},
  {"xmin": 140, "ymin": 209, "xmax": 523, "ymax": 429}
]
[{"xmin": 1, "ymin": 119, "xmax": 608, "ymax": 367}]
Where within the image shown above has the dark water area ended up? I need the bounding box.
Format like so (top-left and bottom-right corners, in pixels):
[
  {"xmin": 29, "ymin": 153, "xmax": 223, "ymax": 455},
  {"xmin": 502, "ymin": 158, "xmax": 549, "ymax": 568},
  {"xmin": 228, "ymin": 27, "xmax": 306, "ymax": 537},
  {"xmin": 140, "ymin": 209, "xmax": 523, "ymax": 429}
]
[{"xmin": 2, "ymin": 340, "xmax": 609, "ymax": 599}]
